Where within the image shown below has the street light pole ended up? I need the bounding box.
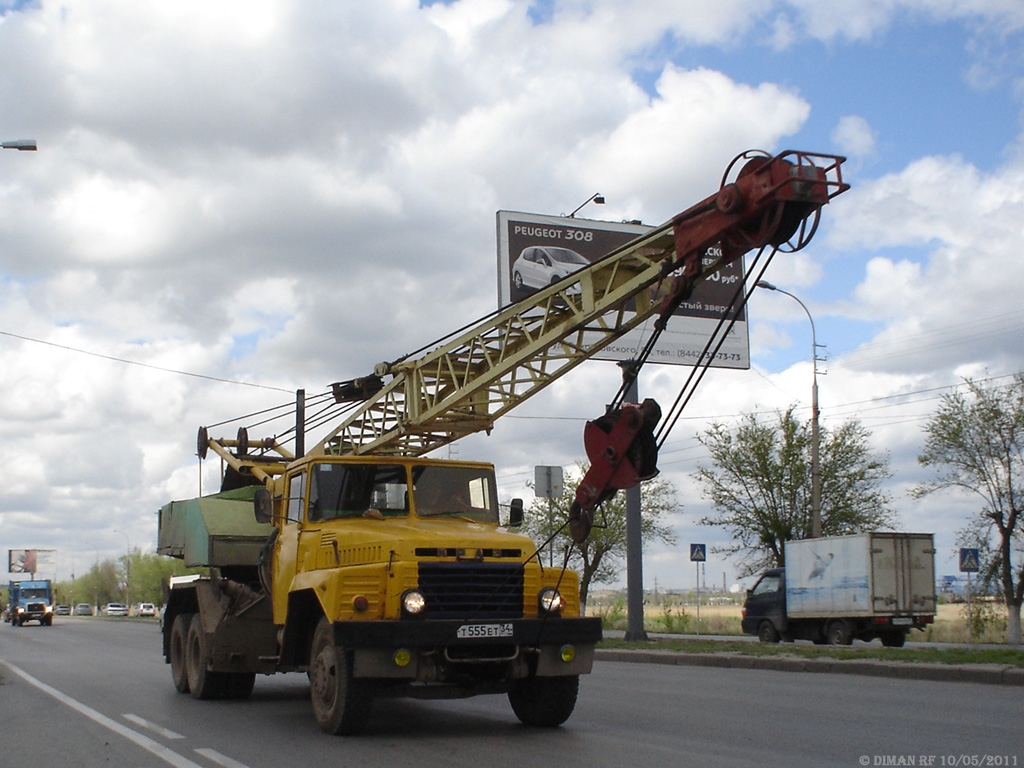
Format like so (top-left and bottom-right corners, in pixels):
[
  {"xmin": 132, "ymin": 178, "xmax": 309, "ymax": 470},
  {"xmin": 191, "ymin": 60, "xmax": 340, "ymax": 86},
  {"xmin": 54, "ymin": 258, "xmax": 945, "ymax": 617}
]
[
  {"xmin": 113, "ymin": 530, "xmax": 131, "ymax": 612},
  {"xmin": 757, "ymin": 281, "xmax": 822, "ymax": 538}
]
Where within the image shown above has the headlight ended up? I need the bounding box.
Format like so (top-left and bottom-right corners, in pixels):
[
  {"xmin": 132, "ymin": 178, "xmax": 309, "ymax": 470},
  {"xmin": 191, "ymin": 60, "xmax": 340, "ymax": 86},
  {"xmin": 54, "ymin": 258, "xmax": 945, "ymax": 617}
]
[
  {"xmin": 402, "ymin": 590, "xmax": 426, "ymax": 616},
  {"xmin": 538, "ymin": 587, "xmax": 565, "ymax": 614}
]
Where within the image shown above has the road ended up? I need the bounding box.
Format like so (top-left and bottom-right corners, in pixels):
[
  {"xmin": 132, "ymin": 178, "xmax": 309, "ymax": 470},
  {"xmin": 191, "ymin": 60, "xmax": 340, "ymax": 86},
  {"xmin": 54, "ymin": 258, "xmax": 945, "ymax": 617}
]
[{"xmin": 2, "ymin": 618, "xmax": 1021, "ymax": 768}]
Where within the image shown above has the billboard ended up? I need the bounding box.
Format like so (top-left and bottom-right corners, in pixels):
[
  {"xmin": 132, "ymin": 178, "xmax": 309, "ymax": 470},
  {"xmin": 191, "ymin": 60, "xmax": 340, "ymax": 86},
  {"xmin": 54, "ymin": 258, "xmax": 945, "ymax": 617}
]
[
  {"xmin": 8, "ymin": 549, "xmax": 57, "ymax": 574},
  {"xmin": 496, "ymin": 211, "xmax": 750, "ymax": 369}
]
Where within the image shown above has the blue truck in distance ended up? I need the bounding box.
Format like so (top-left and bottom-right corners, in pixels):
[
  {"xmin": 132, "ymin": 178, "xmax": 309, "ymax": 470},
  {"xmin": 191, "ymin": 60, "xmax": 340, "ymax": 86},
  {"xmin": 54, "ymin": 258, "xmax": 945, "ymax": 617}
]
[{"xmin": 6, "ymin": 580, "xmax": 55, "ymax": 626}]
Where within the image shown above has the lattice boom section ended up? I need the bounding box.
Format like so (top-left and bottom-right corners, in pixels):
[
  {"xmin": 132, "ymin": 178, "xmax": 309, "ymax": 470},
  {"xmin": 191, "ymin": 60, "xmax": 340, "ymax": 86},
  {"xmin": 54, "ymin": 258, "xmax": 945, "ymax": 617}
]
[{"xmin": 321, "ymin": 234, "xmax": 676, "ymax": 456}]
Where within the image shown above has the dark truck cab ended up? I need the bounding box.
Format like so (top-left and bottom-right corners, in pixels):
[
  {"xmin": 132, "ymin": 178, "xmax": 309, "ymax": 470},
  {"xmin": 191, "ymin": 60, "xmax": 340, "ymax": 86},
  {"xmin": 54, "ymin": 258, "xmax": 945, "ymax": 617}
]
[{"xmin": 741, "ymin": 568, "xmax": 788, "ymax": 643}]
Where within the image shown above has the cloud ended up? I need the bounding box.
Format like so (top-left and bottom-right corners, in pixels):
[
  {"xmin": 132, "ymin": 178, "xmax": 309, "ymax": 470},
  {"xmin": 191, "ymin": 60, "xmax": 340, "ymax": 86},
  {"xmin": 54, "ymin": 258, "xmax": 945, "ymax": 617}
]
[{"xmin": 831, "ymin": 115, "xmax": 877, "ymax": 160}]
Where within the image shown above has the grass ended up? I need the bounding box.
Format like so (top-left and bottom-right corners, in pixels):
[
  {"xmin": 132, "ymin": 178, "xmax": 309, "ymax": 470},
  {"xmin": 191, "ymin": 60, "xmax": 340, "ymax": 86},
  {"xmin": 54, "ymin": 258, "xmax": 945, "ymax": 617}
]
[
  {"xmin": 597, "ymin": 636, "xmax": 1024, "ymax": 668},
  {"xmin": 591, "ymin": 599, "xmax": 1016, "ymax": 645}
]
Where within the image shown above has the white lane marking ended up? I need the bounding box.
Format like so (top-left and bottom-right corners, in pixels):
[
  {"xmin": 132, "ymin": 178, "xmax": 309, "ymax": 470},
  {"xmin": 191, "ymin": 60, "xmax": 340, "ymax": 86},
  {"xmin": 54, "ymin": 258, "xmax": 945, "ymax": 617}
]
[
  {"xmin": 123, "ymin": 713, "xmax": 186, "ymax": 740},
  {"xmin": 0, "ymin": 658, "xmax": 204, "ymax": 768},
  {"xmin": 194, "ymin": 748, "xmax": 253, "ymax": 768}
]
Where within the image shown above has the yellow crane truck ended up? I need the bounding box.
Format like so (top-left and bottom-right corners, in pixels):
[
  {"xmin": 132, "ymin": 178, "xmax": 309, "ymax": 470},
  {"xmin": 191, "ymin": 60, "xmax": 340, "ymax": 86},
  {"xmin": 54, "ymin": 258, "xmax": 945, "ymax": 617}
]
[{"xmin": 157, "ymin": 150, "xmax": 848, "ymax": 734}]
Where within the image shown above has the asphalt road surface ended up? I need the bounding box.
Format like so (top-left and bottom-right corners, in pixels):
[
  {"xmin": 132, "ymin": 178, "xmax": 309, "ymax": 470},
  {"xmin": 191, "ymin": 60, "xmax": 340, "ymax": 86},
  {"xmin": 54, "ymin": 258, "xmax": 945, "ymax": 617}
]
[{"xmin": 1, "ymin": 617, "xmax": 1020, "ymax": 768}]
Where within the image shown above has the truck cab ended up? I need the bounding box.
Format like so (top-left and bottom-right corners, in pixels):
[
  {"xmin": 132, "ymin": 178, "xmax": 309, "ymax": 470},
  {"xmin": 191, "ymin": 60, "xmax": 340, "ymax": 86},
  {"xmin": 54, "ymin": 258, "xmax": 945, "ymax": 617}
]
[
  {"xmin": 7, "ymin": 580, "xmax": 54, "ymax": 627},
  {"xmin": 741, "ymin": 568, "xmax": 786, "ymax": 642},
  {"xmin": 159, "ymin": 454, "xmax": 601, "ymax": 734}
]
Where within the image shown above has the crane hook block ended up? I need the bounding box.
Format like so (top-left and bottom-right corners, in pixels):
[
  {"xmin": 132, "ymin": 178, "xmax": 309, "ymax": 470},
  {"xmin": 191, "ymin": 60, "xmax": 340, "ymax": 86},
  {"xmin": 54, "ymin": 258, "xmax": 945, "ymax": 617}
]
[{"xmin": 568, "ymin": 398, "xmax": 662, "ymax": 543}]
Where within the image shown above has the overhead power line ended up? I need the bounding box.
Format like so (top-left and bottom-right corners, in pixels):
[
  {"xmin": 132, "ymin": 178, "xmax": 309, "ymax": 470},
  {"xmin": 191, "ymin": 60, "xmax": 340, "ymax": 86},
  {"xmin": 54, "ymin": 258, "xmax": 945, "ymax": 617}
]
[{"xmin": 0, "ymin": 329, "xmax": 292, "ymax": 393}]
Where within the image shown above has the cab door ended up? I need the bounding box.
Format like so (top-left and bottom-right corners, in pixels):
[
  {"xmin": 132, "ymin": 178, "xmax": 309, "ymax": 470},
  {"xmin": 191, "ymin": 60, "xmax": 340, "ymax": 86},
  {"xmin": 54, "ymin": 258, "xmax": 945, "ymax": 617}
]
[
  {"xmin": 742, "ymin": 570, "xmax": 786, "ymax": 635},
  {"xmin": 272, "ymin": 469, "xmax": 306, "ymax": 624}
]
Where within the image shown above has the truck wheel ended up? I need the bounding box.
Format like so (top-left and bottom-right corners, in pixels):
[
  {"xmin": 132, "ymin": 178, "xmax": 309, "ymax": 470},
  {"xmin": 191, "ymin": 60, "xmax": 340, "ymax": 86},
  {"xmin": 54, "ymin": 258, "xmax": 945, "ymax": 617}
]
[
  {"xmin": 757, "ymin": 621, "xmax": 781, "ymax": 644},
  {"xmin": 826, "ymin": 620, "xmax": 853, "ymax": 646},
  {"xmin": 186, "ymin": 614, "xmax": 228, "ymax": 699},
  {"xmin": 880, "ymin": 632, "xmax": 906, "ymax": 648},
  {"xmin": 508, "ymin": 675, "xmax": 579, "ymax": 727},
  {"xmin": 224, "ymin": 672, "xmax": 256, "ymax": 700},
  {"xmin": 169, "ymin": 613, "xmax": 193, "ymax": 694},
  {"xmin": 309, "ymin": 617, "xmax": 372, "ymax": 735}
]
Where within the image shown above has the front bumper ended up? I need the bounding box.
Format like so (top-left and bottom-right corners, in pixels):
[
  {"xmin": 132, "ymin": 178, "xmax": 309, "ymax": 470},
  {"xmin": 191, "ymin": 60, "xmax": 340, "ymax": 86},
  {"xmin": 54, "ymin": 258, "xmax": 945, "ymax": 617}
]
[{"xmin": 334, "ymin": 616, "xmax": 602, "ymax": 681}]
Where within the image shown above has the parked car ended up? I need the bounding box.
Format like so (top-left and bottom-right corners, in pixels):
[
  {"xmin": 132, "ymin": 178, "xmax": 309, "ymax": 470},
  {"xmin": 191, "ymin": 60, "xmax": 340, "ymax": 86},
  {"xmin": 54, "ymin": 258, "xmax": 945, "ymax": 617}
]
[
  {"xmin": 54, "ymin": 604, "xmax": 71, "ymax": 616},
  {"xmin": 137, "ymin": 602, "xmax": 157, "ymax": 617},
  {"xmin": 73, "ymin": 603, "xmax": 94, "ymax": 616},
  {"xmin": 511, "ymin": 246, "xmax": 589, "ymax": 293},
  {"xmin": 103, "ymin": 603, "xmax": 128, "ymax": 616}
]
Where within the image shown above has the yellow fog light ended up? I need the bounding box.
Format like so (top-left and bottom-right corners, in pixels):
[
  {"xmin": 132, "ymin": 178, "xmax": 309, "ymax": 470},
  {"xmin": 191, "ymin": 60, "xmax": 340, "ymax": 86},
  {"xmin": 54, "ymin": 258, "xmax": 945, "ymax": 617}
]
[
  {"xmin": 393, "ymin": 648, "xmax": 412, "ymax": 667},
  {"xmin": 559, "ymin": 644, "xmax": 577, "ymax": 663}
]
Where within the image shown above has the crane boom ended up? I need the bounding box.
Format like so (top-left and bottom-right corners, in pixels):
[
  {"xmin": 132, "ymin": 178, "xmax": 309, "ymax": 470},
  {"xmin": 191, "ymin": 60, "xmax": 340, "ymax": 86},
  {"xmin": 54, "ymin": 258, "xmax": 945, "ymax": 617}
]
[
  {"xmin": 201, "ymin": 149, "xmax": 847, "ymax": 488},
  {"xmin": 312, "ymin": 149, "xmax": 847, "ymax": 457}
]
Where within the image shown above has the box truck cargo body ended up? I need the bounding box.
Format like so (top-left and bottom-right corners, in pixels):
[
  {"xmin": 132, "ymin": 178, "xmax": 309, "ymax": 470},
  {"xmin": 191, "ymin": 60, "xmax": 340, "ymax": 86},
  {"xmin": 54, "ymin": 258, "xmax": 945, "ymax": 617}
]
[{"xmin": 742, "ymin": 533, "xmax": 936, "ymax": 647}]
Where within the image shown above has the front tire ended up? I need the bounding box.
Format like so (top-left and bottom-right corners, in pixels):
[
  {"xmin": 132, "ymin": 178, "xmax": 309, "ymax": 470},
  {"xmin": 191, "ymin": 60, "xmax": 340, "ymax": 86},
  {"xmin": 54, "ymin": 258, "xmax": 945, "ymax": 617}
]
[
  {"xmin": 508, "ymin": 675, "xmax": 579, "ymax": 727},
  {"xmin": 309, "ymin": 617, "xmax": 372, "ymax": 735},
  {"xmin": 757, "ymin": 620, "xmax": 781, "ymax": 643}
]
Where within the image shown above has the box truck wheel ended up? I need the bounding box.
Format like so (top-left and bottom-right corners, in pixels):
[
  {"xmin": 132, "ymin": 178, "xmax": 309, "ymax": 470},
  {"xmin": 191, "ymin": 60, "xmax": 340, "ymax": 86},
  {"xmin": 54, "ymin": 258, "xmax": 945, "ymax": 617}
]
[
  {"xmin": 757, "ymin": 620, "xmax": 781, "ymax": 643},
  {"xmin": 309, "ymin": 616, "xmax": 372, "ymax": 735},
  {"xmin": 880, "ymin": 632, "xmax": 906, "ymax": 648},
  {"xmin": 169, "ymin": 612, "xmax": 193, "ymax": 693},
  {"xmin": 826, "ymin": 620, "xmax": 852, "ymax": 646}
]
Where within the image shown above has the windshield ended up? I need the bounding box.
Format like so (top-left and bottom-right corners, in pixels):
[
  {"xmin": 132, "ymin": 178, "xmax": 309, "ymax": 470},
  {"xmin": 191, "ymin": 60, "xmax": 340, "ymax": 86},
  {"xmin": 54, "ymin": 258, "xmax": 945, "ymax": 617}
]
[
  {"xmin": 21, "ymin": 588, "xmax": 49, "ymax": 599},
  {"xmin": 412, "ymin": 464, "xmax": 498, "ymax": 523},
  {"xmin": 549, "ymin": 248, "xmax": 587, "ymax": 265},
  {"xmin": 308, "ymin": 462, "xmax": 408, "ymax": 520}
]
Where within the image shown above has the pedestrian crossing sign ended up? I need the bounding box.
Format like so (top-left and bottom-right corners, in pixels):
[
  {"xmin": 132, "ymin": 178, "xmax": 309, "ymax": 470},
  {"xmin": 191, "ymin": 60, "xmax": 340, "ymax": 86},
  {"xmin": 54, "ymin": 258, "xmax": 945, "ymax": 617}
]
[
  {"xmin": 959, "ymin": 548, "xmax": 980, "ymax": 573},
  {"xmin": 690, "ymin": 543, "xmax": 706, "ymax": 562}
]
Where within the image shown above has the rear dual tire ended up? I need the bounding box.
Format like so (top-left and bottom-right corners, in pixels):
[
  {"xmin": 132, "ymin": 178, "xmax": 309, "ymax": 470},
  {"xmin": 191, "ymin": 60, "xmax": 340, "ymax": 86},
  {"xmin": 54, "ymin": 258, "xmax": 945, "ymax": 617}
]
[{"xmin": 172, "ymin": 613, "xmax": 255, "ymax": 700}]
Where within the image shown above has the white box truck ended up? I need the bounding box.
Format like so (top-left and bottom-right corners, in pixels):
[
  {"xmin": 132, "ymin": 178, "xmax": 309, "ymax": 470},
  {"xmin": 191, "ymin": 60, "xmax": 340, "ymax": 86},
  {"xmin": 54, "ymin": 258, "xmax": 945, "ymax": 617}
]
[{"xmin": 742, "ymin": 532, "xmax": 937, "ymax": 647}]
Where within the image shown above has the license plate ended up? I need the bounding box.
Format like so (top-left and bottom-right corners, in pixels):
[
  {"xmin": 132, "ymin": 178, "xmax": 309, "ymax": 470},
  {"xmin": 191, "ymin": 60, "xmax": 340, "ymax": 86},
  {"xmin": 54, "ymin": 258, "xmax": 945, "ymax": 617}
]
[
  {"xmin": 456, "ymin": 623, "xmax": 513, "ymax": 639},
  {"xmin": 891, "ymin": 617, "xmax": 913, "ymax": 626}
]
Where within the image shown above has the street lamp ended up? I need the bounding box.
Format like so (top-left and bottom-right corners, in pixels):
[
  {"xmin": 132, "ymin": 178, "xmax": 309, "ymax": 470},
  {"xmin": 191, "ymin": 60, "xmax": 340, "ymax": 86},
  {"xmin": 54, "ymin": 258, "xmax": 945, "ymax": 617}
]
[
  {"xmin": 566, "ymin": 192, "xmax": 604, "ymax": 218},
  {"xmin": 113, "ymin": 530, "xmax": 131, "ymax": 612},
  {"xmin": 2, "ymin": 139, "xmax": 37, "ymax": 151},
  {"xmin": 756, "ymin": 280, "xmax": 822, "ymax": 538}
]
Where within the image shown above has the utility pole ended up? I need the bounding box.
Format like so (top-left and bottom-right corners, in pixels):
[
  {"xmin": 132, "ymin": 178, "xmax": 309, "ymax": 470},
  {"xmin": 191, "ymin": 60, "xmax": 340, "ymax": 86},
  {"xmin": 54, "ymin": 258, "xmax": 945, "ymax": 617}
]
[{"xmin": 621, "ymin": 360, "xmax": 648, "ymax": 641}]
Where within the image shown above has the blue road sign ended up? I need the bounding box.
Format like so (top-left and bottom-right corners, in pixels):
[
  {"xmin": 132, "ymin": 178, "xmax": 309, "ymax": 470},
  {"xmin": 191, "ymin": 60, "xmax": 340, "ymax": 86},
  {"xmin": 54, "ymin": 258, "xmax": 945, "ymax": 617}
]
[
  {"xmin": 690, "ymin": 543, "xmax": 706, "ymax": 562},
  {"xmin": 959, "ymin": 548, "xmax": 980, "ymax": 573}
]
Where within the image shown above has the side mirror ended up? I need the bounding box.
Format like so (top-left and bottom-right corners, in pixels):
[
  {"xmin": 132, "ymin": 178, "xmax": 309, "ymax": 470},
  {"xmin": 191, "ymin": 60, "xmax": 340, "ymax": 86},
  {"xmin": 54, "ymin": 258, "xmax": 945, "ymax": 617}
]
[
  {"xmin": 254, "ymin": 488, "xmax": 273, "ymax": 524},
  {"xmin": 508, "ymin": 498, "xmax": 524, "ymax": 528}
]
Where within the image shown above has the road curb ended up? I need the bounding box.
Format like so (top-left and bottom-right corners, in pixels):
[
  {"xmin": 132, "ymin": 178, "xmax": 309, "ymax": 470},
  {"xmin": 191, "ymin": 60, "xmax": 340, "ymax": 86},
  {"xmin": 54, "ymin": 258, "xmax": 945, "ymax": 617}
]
[{"xmin": 594, "ymin": 649, "xmax": 1024, "ymax": 686}]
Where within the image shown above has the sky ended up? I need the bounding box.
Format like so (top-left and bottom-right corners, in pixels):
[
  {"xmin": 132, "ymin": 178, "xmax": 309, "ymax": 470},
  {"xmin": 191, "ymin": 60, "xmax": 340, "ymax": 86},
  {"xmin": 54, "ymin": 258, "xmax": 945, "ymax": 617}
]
[{"xmin": 1, "ymin": 0, "xmax": 1023, "ymax": 593}]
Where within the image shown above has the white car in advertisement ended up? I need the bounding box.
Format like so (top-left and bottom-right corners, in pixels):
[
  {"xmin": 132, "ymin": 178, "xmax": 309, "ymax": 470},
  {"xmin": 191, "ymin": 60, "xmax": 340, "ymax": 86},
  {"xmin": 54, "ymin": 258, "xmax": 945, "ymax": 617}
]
[{"xmin": 511, "ymin": 246, "xmax": 589, "ymax": 293}]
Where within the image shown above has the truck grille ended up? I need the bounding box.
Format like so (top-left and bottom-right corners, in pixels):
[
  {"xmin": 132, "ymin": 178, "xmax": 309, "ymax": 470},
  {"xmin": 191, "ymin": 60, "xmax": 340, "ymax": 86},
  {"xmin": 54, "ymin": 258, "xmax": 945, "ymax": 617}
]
[
  {"xmin": 26, "ymin": 602, "xmax": 46, "ymax": 613},
  {"xmin": 417, "ymin": 562, "xmax": 524, "ymax": 619}
]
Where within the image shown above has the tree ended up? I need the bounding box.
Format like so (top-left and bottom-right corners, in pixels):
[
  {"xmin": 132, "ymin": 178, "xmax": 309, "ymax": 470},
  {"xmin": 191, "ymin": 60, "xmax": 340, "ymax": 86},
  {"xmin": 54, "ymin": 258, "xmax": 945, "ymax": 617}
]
[
  {"xmin": 695, "ymin": 407, "xmax": 896, "ymax": 578},
  {"xmin": 520, "ymin": 462, "xmax": 679, "ymax": 610},
  {"xmin": 914, "ymin": 375, "xmax": 1024, "ymax": 645}
]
